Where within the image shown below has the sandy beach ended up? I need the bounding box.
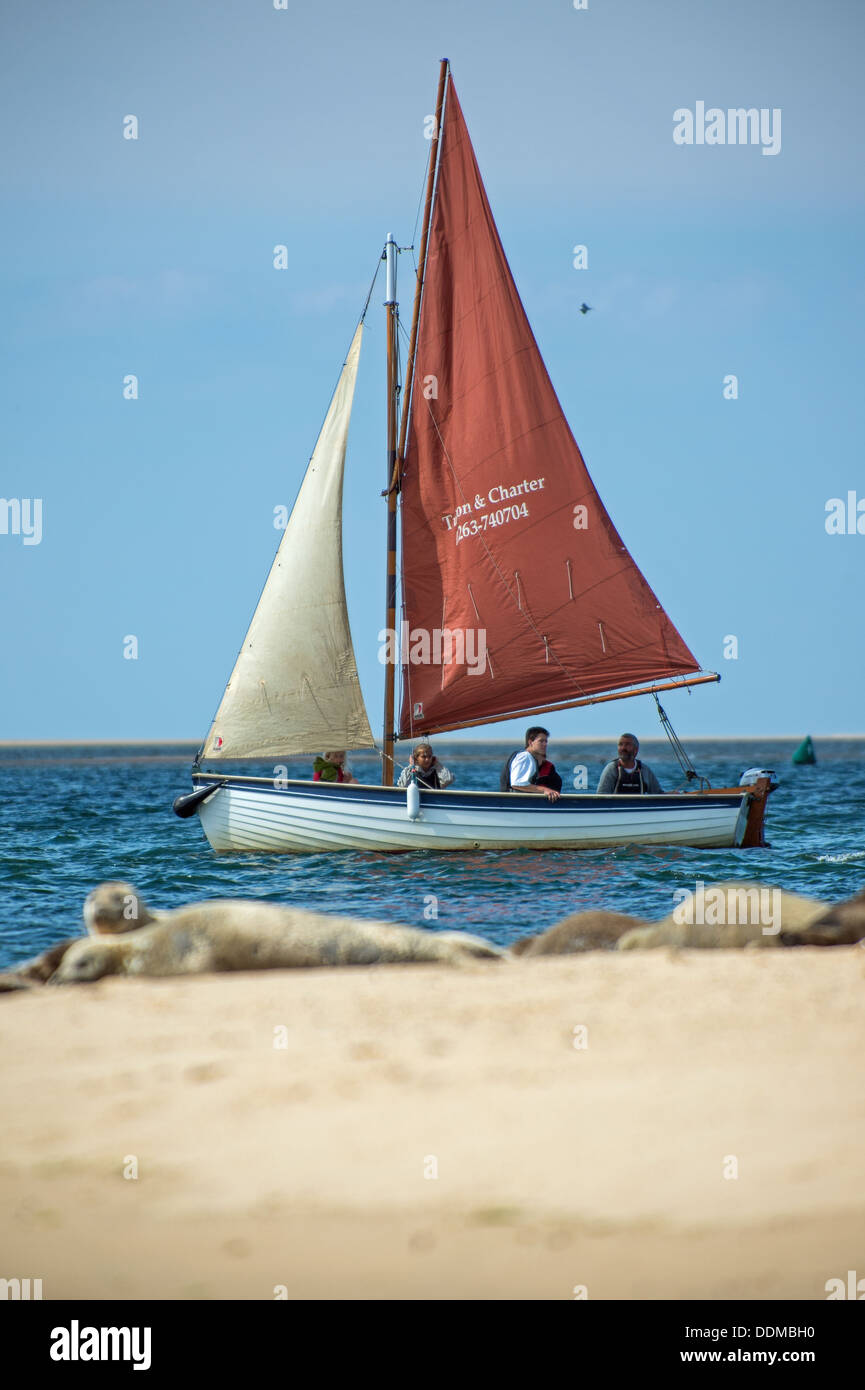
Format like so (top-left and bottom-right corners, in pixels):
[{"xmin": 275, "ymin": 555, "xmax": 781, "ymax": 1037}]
[{"xmin": 2, "ymin": 946, "xmax": 863, "ymax": 1300}]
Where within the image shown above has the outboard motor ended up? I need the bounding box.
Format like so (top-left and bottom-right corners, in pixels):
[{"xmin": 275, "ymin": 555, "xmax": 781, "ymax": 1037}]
[{"xmin": 738, "ymin": 767, "xmax": 779, "ymax": 792}]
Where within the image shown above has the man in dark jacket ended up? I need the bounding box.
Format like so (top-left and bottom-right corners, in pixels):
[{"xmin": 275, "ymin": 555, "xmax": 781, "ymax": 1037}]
[{"xmin": 596, "ymin": 734, "xmax": 662, "ymax": 794}]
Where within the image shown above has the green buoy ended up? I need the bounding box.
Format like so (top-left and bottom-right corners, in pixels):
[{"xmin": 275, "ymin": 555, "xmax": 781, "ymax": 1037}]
[{"xmin": 792, "ymin": 735, "xmax": 816, "ymax": 765}]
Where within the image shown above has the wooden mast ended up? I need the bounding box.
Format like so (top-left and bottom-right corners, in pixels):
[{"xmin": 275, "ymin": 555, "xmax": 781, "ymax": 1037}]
[
  {"xmin": 382, "ymin": 233, "xmax": 399, "ymax": 786},
  {"xmin": 381, "ymin": 59, "xmax": 448, "ymax": 786}
]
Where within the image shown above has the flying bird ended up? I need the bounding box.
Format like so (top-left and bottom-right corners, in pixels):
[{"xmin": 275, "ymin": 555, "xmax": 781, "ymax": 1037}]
[{"xmin": 580, "ymin": 303, "xmax": 593, "ymax": 315}]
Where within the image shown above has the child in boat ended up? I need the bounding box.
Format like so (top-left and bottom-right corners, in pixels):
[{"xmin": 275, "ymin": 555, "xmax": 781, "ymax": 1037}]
[
  {"xmin": 312, "ymin": 751, "xmax": 359, "ymax": 784},
  {"xmin": 396, "ymin": 742, "xmax": 454, "ymax": 789}
]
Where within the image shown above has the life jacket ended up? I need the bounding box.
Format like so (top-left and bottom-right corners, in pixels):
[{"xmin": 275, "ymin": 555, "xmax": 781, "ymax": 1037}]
[
  {"xmin": 500, "ymin": 751, "xmax": 562, "ymax": 793},
  {"xmin": 613, "ymin": 760, "xmax": 645, "ymax": 794},
  {"xmin": 412, "ymin": 764, "xmax": 442, "ymax": 789},
  {"xmin": 313, "ymin": 757, "xmax": 347, "ymax": 783},
  {"xmin": 536, "ymin": 759, "xmax": 563, "ymax": 792}
]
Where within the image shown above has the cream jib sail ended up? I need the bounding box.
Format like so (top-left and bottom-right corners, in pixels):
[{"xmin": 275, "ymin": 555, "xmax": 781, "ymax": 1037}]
[{"xmin": 201, "ymin": 323, "xmax": 374, "ymax": 761}]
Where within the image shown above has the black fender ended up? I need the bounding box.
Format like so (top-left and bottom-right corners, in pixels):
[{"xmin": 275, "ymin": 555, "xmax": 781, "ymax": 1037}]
[{"xmin": 172, "ymin": 782, "xmax": 225, "ymax": 819}]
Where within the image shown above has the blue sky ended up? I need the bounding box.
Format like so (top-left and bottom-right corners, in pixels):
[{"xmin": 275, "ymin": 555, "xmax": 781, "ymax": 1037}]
[{"xmin": 1, "ymin": 0, "xmax": 863, "ymax": 743}]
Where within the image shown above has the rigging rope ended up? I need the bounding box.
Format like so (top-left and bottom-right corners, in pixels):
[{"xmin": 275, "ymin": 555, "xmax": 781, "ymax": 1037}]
[
  {"xmin": 409, "ymin": 141, "xmax": 431, "ymax": 275},
  {"xmin": 360, "ymin": 250, "xmax": 384, "ymax": 323},
  {"xmin": 653, "ymin": 694, "xmax": 710, "ymax": 789}
]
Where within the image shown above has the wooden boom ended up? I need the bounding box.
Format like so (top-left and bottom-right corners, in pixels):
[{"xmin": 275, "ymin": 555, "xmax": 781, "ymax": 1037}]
[{"xmin": 417, "ymin": 672, "xmax": 722, "ymax": 736}]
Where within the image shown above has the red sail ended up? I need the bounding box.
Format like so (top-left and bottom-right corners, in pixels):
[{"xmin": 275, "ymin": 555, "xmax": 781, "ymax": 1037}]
[{"xmin": 398, "ymin": 80, "xmax": 700, "ymax": 738}]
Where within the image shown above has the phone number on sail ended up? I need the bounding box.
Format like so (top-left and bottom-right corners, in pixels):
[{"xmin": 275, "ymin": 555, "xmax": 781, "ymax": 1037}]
[{"xmin": 455, "ymin": 502, "xmax": 529, "ymax": 544}]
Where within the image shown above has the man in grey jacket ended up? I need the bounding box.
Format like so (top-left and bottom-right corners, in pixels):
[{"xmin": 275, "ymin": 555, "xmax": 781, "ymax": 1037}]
[{"xmin": 596, "ymin": 734, "xmax": 663, "ymax": 794}]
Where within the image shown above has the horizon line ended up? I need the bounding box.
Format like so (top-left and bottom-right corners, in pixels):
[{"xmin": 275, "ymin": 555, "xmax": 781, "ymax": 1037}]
[{"xmin": 0, "ymin": 734, "xmax": 862, "ymax": 749}]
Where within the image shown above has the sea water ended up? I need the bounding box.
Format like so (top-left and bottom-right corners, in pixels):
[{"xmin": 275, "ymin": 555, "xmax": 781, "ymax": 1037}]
[{"xmin": 0, "ymin": 738, "xmax": 862, "ymax": 969}]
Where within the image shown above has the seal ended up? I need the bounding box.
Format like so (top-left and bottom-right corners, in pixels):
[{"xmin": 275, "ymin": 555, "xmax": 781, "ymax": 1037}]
[
  {"xmin": 83, "ymin": 882, "xmax": 163, "ymax": 936},
  {"xmin": 0, "ymin": 883, "xmax": 157, "ymax": 993},
  {"xmin": 616, "ymin": 882, "xmax": 828, "ymax": 951},
  {"xmin": 781, "ymin": 884, "xmax": 865, "ymax": 947},
  {"xmin": 52, "ymin": 890, "xmax": 505, "ymax": 983},
  {"xmin": 0, "ymin": 939, "xmax": 79, "ymax": 992},
  {"xmin": 510, "ymin": 910, "xmax": 647, "ymax": 957}
]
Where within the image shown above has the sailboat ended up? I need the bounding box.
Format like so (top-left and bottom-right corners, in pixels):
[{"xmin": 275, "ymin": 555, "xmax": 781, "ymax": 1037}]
[{"xmin": 174, "ymin": 62, "xmax": 772, "ymax": 853}]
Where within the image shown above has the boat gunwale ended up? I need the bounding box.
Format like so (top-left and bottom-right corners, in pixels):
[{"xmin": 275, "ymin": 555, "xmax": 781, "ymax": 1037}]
[{"xmin": 192, "ymin": 772, "xmax": 749, "ymax": 809}]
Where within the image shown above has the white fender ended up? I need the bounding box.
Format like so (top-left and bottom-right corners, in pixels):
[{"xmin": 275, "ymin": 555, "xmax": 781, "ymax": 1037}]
[{"xmin": 406, "ymin": 779, "xmax": 420, "ymax": 820}]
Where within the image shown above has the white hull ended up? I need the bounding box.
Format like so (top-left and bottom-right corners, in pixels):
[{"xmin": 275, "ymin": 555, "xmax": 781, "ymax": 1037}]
[{"xmin": 193, "ymin": 776, "xmax": 753, "ymax": 853}]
